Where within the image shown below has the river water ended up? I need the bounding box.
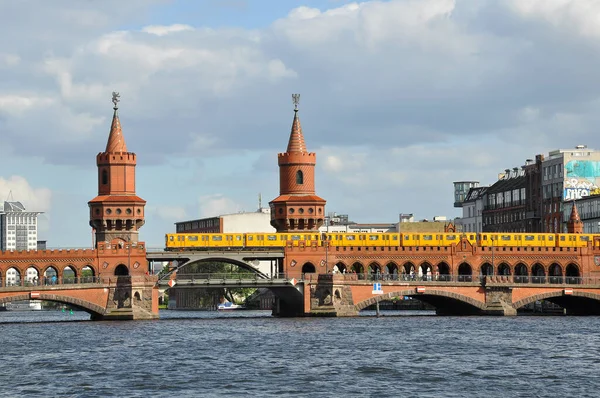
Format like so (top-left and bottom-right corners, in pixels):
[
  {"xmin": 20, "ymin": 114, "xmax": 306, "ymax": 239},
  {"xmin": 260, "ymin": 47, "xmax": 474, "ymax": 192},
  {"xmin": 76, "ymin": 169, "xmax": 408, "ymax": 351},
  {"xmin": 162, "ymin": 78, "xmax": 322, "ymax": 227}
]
[{"xmin": 0, "ymin": 310, "xmax": 599, "ymax": 397}]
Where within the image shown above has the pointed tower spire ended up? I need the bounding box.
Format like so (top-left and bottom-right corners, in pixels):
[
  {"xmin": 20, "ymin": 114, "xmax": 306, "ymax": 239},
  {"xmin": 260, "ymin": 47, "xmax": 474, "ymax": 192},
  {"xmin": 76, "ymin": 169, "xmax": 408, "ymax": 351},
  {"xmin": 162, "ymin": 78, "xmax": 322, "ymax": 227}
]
[
  {"xmin": 269, "ymin": 94, "xmax": 326, "ymax": 232},
  {"xmin": 567, "ymin": 201, "xmax": 583, "ymax": 234},
  {"xmin": 286, "ymin": 94, "xmax": 307, "ymax": 153},
  {"xmin": 105, "ymin": 91, "xmax": 128, "ymax": 153},
  {"xmin": 89, "ymin": 91, "xmax": 146, "ymax": 248}
]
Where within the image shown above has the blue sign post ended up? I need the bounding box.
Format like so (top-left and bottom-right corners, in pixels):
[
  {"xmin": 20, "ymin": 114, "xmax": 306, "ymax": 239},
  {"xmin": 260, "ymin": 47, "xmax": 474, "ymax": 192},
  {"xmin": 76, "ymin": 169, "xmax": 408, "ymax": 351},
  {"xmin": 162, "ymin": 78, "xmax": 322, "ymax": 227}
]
[{"xmin": 372, "ymin": 283, "xmax": 383, "ymax": 294}]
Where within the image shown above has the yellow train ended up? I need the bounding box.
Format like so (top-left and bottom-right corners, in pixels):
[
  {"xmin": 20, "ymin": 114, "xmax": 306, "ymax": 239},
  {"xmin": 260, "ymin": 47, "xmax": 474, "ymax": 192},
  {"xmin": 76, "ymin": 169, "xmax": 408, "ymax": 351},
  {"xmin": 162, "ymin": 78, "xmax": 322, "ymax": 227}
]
[{"xmin": 165, "ymin": 232, "xmax": 598, "ymax": 250}]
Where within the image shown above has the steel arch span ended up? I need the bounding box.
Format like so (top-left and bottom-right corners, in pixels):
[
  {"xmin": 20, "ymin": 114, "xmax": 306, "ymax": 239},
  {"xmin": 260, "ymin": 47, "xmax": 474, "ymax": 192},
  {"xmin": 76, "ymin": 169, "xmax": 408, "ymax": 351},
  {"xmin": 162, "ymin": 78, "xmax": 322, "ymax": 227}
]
[{"xmin": 513, "ymin": 290, "xmax": 600, "ymax": 315}]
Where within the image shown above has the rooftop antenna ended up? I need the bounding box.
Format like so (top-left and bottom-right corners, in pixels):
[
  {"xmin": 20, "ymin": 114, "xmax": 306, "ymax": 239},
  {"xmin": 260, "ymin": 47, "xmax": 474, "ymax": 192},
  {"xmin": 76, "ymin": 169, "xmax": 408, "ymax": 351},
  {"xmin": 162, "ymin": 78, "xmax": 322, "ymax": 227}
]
[
  {"xmin": 292, "ymin": 93, "xmax": 300, "ymax": 112},
  {"xmin": 6, "ymin": 190, "xmax": 13, "ymax": 202},
  {"xmin": 258, "ymin": 193, "xmax": 262, "ymax": 210},
  {"xmin": 112, "ymin": 91, "xmax": 120, "ymax": 111}
]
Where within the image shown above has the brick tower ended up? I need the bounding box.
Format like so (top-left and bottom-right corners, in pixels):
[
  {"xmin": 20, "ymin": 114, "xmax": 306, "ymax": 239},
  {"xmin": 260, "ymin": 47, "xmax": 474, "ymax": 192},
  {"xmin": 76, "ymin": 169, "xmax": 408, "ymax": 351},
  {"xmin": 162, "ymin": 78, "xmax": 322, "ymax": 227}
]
[
  {"xmin": 269, "ymin": 94, "xmax": 326, "ymax": 231},
  {"xmin": 567, "ymin": 201, "xmax": 583, "ymax": 234},
  {"xmin": 89, "ymin": 92, "xmax": 146, "ymax": 246}
]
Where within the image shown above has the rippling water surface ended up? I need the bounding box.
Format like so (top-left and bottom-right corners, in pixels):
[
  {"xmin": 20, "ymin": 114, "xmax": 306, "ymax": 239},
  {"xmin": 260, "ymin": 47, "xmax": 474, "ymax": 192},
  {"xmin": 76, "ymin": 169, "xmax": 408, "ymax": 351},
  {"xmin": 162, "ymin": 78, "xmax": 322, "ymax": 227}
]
[{"xmin": 1, "ymin": 310, "xmax": 599, "ymax": 397}]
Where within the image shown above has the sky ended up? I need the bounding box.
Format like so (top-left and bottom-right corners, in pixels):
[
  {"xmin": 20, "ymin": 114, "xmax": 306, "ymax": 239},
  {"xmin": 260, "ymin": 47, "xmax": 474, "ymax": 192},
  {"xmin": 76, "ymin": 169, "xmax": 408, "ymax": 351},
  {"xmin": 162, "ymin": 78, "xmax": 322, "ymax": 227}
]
[{"xmin": 1, "ymin": 0, "xmax": 600, "ymax": 248}]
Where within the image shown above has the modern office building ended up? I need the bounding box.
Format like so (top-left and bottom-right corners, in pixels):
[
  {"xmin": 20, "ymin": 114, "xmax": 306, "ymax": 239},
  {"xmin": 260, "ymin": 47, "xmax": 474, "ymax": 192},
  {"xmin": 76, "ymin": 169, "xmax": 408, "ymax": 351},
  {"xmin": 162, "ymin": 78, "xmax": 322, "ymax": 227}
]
[{"xmin": 0, "ymin": 201, "xmax": 43, "ymax": 251}]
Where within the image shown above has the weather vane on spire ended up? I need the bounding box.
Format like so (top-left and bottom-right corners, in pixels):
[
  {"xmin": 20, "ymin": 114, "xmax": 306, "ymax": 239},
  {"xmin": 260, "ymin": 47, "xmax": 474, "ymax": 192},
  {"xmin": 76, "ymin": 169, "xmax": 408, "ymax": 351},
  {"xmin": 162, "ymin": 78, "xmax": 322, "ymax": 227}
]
[
  {"xmin": 112, "ymin": 91, "xmax": 120, "ymax": 110},
  {"xmin": 292, "ymin": 93, "xmax": 300, "ymax": 111}
]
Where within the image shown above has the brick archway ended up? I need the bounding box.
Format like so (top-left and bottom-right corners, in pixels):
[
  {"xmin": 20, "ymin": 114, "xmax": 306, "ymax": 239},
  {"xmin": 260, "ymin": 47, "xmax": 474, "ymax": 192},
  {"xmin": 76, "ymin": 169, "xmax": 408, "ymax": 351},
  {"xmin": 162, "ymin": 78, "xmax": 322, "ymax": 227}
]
[
  {"xmin": 353, "ymin": 289, "xmax": 486, "ymax": 312},
  {"xmin": 0, "ymin": 293, "xmax": 105, "ymax": 318},
  {"xmin": 513, "ymin": 291, "xmax": 600, "ymax": 309}
]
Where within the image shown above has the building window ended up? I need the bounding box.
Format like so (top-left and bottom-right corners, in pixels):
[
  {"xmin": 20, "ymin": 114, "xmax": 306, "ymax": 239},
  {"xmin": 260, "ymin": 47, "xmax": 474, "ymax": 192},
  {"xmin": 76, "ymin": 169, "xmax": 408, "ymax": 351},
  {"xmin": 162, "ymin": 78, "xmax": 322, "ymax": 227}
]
[
  {"xmin": 296, "ymin": 170, "xmax": 304, "ymax": 185},
  {"xmin": 102, "ymin": 169, "xmax": 108, "ymax": 185}
]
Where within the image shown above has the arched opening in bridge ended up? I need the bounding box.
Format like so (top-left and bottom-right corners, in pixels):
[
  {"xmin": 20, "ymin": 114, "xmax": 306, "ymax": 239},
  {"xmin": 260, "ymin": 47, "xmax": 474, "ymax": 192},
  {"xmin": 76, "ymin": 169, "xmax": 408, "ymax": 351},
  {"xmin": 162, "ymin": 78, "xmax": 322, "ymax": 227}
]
[
  {"xmin": 437, "ymin": 262, "xmax": 450, "ymax": 281},
  {"xmin": 549, "ymin": 263, "xmax": 563, "ymax": 284},
  {"xmin": 301, "ymin": 262, "xmax": 316, "ymax": 274},
  {"xmin": 368, "ymin": 263, "xmax": 381, "ymax": 279},
  {"xmin": 515, "ymin": 263, "xmax": 528, "ymax": 283},
  {"xmin": 402, "ymin": 262, "xmax": 415, "ymax": 280},
  {"xmin": 335, "ymin": 262, "xmax": 346, "ymax": 273},
  {"xmin": 531, "ymin": 263, "xmax": 545, "ymax": 284},
  {"xmin": 63, "ymin": 266, "xmax": 77, "ymax": 284},
  {"xmin": 480, "ymin": 263, "xmax": 493, "ymax": 276},
  {"xmin": 82, "ymin": 265, "xmax": 95, "ymax": 283},
  {"xmin": 351, "ymin": 262, "xmax": 364, "ymax": 276},
  {"xmin": 498, "ymin": 263, "xmax": 510, "ymax": 276},
  {"xmin": 115, "ymin": 264, "xmax": 129, "ymax": 276},
  {"xmin": 0, "ymin": 270, "xmax": 2, "ymax": 287},
  {"xmin": 134, "ymin": 291, "xmax": 141, "ymax": 301},
  {"xmin": 458, "ymin": 263, "xmax": 472, "ymax": 282},
  {"xmin": 385, "ymin": 262, "xmax": 398, "ymax": 280},
  {"xmin": 335, "ymin": 289, "xmax": 341, "ymax": 300},
  {"xmin": 25, "ymin": 266, "xmax": 39, "ymax": 286},
  {"xmin": 420, "ymin": 262, "xmax": 432, "ymax": 281},
  {"xmin": 6, "ymin": 267, "xmax": 21, "ymax": 286},
  {"xmin": 44, "ymin": 266, "xmax": 58, "ymax": 285},
  {"xmin": 566, "ymin": 263, "xmax": 581, "ymax": 284}
]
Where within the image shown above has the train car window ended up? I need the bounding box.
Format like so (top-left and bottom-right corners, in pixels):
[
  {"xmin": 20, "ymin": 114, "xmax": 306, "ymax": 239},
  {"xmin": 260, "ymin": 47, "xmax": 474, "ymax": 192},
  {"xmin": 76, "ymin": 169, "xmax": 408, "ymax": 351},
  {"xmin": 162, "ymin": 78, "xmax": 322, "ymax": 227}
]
[
  {"xmin": 258, "ymin": 235, "xmax": 264, "ymax": 241},
  {"xmin": 212, "ymin": 236, "xmax": 222, "ymax": 241},
  {"xmin": 515, "ymin": 235, "xmax": 521, "ymax": 240},
  {"xmin": 178, "ymin": 236, "xmax": 184, "ymax": 241},
  {"xmin": 560, "ymin": 236, "xmax": 565, "ymax": 241},
  {"xmin": 248, "ymin": 236, "xmax": 253, "ymax": 241},
  {"xmin": 469, "ymin": 234, "xmax": 474, "ymax": 240},
  {"xmin": 483, "ymin": 235, "xmax": 487, "ymax": 240},
  {"xmin": 539, "ymin": 236, "xmax": 545, "ymax": 241},
  {"xmin": 447, "ymin": 235, "xmax": 456, "ymax": 240},
  {"xmin": 392, "ymin": 235, "xmax": 398, "ymax": 240},
  {"xmin": 413, "ymin": 235, "xmax": 418, "ymax": 240},
  {"xmin": 236, "ymin": 235, "xmax": 242, "ymax": 241},
  {"xmin": 423, "ymin": 235, "xmax": 432, "ymax": 241},
  {"xmin": 291, "ymin": 235, "xmax": 301, "ymax": 241},
  {"xmin": 188, "ymin": 236, "xmax": 198, "ymax": 241},
  {"xmin": 346, "ymin": 235, "xmax": 356, "ymax": 241},
  {"xmin": 581, "ymin": 236, "xmax": 590, "ymax": 241},
  {"xmin": 404, "ymin": 235, "xmax": 410, "ymax": 240},
  {"xmin": 548, "ymin": 236, "xmax": 554, "ymax": 241},
  {"xmin": 169, "ymin": 236, "xmax": 174, "ymax": 241},
  {"xmin": 525, "ymin": 235, "xmax": 534, "ymax": 241},
  {"xmin": 267, "ymin": 235, "xmax": 277, "ymax": 241},
  {"xmin": 369, "ymin": 235, "xmax": 378, "ymax": 241},
  {"xmin": 501, "ymin": 235, "xmax": 510, "ymax": 241}
]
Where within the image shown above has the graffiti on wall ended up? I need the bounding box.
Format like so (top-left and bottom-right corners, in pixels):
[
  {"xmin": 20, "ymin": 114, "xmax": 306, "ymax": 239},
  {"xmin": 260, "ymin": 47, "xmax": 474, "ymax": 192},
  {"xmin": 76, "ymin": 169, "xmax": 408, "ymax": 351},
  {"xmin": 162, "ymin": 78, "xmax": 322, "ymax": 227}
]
[{"xmin": 564, "ymin": 160, "xmax": 600, "ymax": 201}]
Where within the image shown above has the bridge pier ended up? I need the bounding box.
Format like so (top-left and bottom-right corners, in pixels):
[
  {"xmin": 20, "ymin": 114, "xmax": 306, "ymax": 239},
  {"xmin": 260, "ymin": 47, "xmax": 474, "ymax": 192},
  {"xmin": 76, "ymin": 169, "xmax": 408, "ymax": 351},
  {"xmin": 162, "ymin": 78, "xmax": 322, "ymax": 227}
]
[
  {"xmin": 93, "ymin": 276, "xmax": 159, "ymax": 321},
  {"xmin": 482, "ymin": 286, "xmax": 517, "ymax": 316}
]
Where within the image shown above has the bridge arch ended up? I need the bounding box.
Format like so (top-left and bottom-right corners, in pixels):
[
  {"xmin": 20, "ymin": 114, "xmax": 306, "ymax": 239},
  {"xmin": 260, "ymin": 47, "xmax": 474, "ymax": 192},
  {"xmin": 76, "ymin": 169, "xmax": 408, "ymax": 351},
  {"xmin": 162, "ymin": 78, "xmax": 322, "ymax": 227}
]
[
  {"xmin": 63, "ymin": 265, "xmax": 77, "ymax": 283},
  {"xmin": 6, "ymin": 267, "xmax": 21, "ymax": 286},
  {"xmin": 43, "ymin": 265, "xmax": 59, "ymax": 284},
  {"xmin": 368, "ymin": 262, "xmax": 381, "ymax": 276},
  {"xmin": 437, "ymin": 262, "xmax": 450, "ymax": 277},
  {"xmin": 458, "ymin": 262, "xmax": 472, "ymax": 281},
  {"xmin": 0, "ymin": 293, "xmax": 105, "ymax": 318},
  {"xmin": 515, "ymin": 263, "xmax": 528, "ymax": 283},
  {"xmin": 549, "ymin": 263, "xmax": 562, "ymax": 284},
  {"xmin": 354, "ymin": 289, "xmax": 486, "ymax": 313},
  {"xmin": 384, "ymin": 262, "xmax": 398, "ymax": 279},
  {"xmin": 566, "ymin": 263, "xmax": 580, "ymax": 281},
  {"xmin": 531, "ymin": 263, "xmax": 546, "ymax": 284},
  {"xmin": 334, "ymin": 262, "xmax": 347, "ymax": 273},
  {"xmin": 302, "ymin": 262, "xmax": 316, "ymax": 274},
  {"xmin": 351, "ymin": 262, "xmax": 364, "ymax": 274},
  {"xmin": 115, "ymin": 264, "xmax": 129, "ymax": 276},
  {"xmin": 402, "ymin": 262, "xmax": 415, "ymax": 275},
  {"xmin": 513, "ymin": 290, "xmax": 600, "ymax": 315},
  {"xmin": 480, "ymin": 262, "xmax": 493, "ymax": 276},
  {"xmin": 497, "ymin": 262, "xmax": 511, "ymax": 276}
]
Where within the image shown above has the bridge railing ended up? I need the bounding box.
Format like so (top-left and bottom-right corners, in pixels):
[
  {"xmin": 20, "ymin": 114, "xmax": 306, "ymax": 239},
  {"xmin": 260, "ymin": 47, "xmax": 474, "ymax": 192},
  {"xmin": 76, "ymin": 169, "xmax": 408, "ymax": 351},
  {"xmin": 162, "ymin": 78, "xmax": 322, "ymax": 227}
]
[
  {"xmin": 172, "ymin": 273, "xmax": 289, "ymax": 281},
  {"xmin": 0, "ymin": 276, "xmax": 103, "ymax": 288},
  {"xmin": 308, "ymin": 273, "xmax": 599, "ymax": 285}
]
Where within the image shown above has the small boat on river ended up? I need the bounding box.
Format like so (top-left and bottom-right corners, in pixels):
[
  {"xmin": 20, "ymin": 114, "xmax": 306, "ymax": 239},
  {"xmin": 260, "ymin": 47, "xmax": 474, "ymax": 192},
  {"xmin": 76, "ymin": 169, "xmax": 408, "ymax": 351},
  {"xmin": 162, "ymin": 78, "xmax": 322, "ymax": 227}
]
[{"xmin": 217, "ymin": 301, "xmax": 244, "ymax": 310}]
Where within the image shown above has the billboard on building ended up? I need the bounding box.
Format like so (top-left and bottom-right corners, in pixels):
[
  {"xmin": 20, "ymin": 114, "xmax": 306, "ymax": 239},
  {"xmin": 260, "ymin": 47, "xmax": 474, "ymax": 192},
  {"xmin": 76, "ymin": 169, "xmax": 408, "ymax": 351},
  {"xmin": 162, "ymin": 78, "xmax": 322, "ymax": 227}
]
[{"xmin": 564, "ymin": 160, "xmax": 600, "ymax": 201}]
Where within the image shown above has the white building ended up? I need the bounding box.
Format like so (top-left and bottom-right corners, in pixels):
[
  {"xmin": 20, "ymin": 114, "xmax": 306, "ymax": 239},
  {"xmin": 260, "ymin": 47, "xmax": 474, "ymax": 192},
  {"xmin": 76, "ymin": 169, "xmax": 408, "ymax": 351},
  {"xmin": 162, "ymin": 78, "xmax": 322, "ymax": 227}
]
[
  {"xmin": 0, "ymin": 201, "xmax": 43, "ymax": 251},
  {"xmin": 457, "ymin": 187, "xmax": 488, "ymax": 233},
  {"xmin": 175, "ymin": 208, "xmax": 275, "ymax": 234}
]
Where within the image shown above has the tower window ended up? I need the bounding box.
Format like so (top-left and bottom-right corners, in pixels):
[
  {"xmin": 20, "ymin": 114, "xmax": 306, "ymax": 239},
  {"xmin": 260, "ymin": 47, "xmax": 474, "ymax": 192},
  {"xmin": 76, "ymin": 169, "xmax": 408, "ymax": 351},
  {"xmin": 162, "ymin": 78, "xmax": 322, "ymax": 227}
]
[
  {"xmin": 102, "ymin": 170, "xmax": 108, "ymax": 185},
  {"xmin": 296, "ymin": 170, "xmax": 304, "ymax": 185}
]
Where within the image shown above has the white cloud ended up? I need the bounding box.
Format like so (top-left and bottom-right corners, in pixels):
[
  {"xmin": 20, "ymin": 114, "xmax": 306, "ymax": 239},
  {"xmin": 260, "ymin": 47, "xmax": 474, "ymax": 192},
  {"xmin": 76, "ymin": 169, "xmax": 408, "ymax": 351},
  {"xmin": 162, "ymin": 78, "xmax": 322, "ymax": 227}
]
[
  {"xmin": 0, "ymin": 176, "xmax": 52, "ymax": 213},
  {"xmin": 148, "ymin": 205, "xmax": 187, "ymax": 221},
  {"xmin": 0, "ymin": 95, "xmax": 55, "ymax": 115},
  {"xmin": 142, "ymin": 24, "xmax": 194, "ymax": 36},
  {"xmin": 198, "ymin": 195, "xmax": 242, "ymax": 218},
  {"xmin": 0, "ymin": 53, "xmax": 20, "ymax": 67}
]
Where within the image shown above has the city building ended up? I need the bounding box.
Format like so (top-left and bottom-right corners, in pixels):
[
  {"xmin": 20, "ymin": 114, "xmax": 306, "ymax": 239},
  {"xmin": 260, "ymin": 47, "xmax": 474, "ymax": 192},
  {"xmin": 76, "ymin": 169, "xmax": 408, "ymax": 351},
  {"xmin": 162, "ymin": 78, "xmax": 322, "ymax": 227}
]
[
  {"xmin": 456, "ymin": 186, "xmax": 488, "ymax": 233},
  {"xmin": 563, "ymin": 198, "xmax": 600, "ymax": 233},
  {"xmin": 453, "ymin": 181, "xmax": 480, "ymax": 208},
  {"xmin": 482, "ymin": 167, "xmax": 527, "ymax": 232},
  {"xmin": 542, "ymin": 145, "xmax": 600, "ymax": 232},
  {"xmin": 0, "ymin": 200, "xmax": 43, "ymax": 251},
  {"xmin": 175, "ymin": 207, "xmax": 275, "ymax": 233}
]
